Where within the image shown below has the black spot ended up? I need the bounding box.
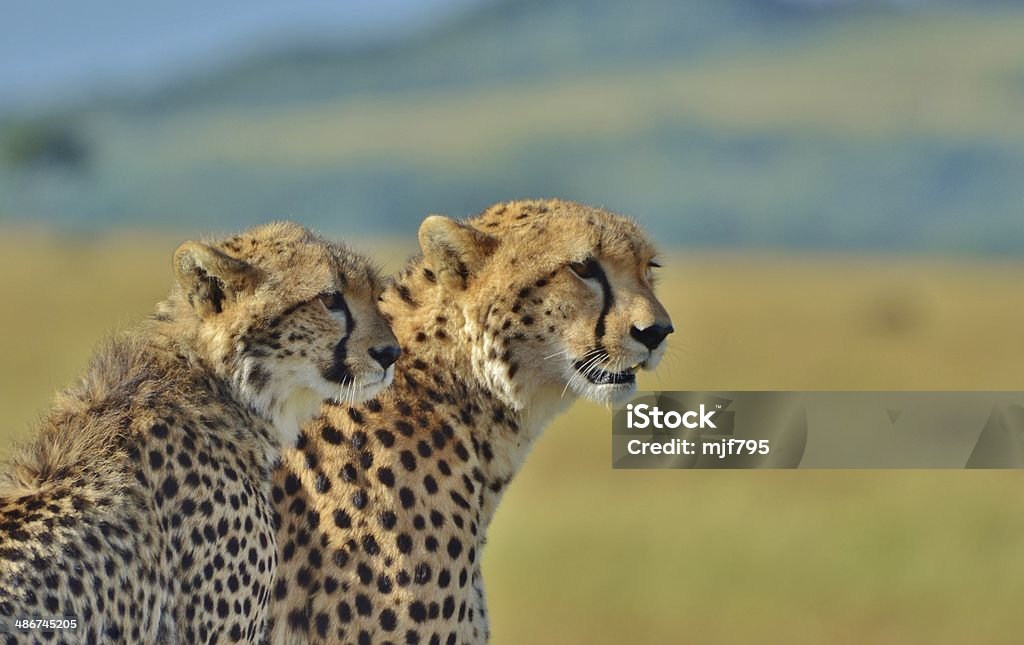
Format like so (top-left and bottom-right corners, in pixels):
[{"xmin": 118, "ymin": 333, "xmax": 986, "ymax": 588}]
[
  {"xmin": 399, "ymin": 488, "xmax": 415, "ymax": 509},
  {"xmin": 397, "ymin": 534, "xmax": 413, "ymax": 554},
  {"xmin": 355, "ymin": 594, "xmax": 372, "ymax": 616},
  {"xmin": 284, "ymin": 474, "xmax": 301, "ymax": 495},
  {"xmin": 334, "ymin": 509, "xmax": 352, "ymax": 529},
  {"xmin": 315, "ymin": 474, "xmax": 332, "ymax": 493},
  {"xmin": 333, "ymin": 550, "xmax": 350, "ymax": 568},
  {"xmin": 450, "ymin": 491, "xmax": 470, "ymax": 509},
  {"xmin": 379, "ymin": 511, "xmax": 397, "ymax": 530},
  {"xmin": 423, "ymin": 475, "xmax": 438, "ymax": 494},
  {"xmin": 374, "ymin": 429, "xmax": 395, "ymax": 447},
  {"xmin": 414, "ymin": 563, "xmax": 432, "ymax": 585},
  {"xmin": 337, "ymin": 601, "xmax": 352, "ymax": 623},
  {"xmin": 287, "ymin": 609, "xmax": 309, "ymax": 631},
  {"xmin": 377, "ymin": 467, "xmax": 395, "ymax": 488},
  {"xmin": 396, "ymin": 284, "xmax": 418, "ymax": 306},
  {"xmin": 417, "ymin": 441, "xmax": 433, "ymax": 458},
  {"xmin": 409, "ymin": 601, "xmax": 428, "ymax": 623},
  {"xmin": 161, "ymin": 475, "xmax": 179, "ymax": 498},
  {"xmin": 341, "ymin": 463, "xmax": 357, "ymax": 483},
  {"xmin": 379, "ymin": 608, "xmax": 397, "ymax": 631},
  {"xmin": 315, "ymin": 612, "xmax": 330, "ymax": 638},
  {"xmin": 394, "ymin": 420, "xmax": 414, "ymax": 436},
  {"xmin": 400, "ymin": 450, "xmax": 417, "ymax": 471},
  {"xmin": 431, "ymin": 430, "xmax": 447, "ymax": 450},
  {"xmin": 357, "ymin": 563, "xmax": 374, "ymax": 584},
  {"xmin": 321, "ymin": 425, "xmax": 343, "ymax": 445},
  {"xmin": 352, "ymin": 490, "xmax": 368, "ymax": 510},
  {"xmin": 361, "ymin": 535, "xmax": 380, "ymax": 555},
  {"xmin": 447, "ymin": 537, "xmax": 463, "ymax": 559}
]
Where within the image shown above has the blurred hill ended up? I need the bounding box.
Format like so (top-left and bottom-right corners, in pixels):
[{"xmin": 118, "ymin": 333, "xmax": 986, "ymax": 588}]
[{"xmin": 2, "ymin": 0, "xmax": 1023, "ymax": 253}]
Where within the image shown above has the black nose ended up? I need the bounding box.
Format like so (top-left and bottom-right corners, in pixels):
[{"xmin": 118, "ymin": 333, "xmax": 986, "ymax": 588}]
[
  {"xmin": 368, "ymin": 345, "xmax": 401, "ymax": 370},
  {"xmin": 630, "ymin": 324, "xmax": 674, "ymax": 351}
]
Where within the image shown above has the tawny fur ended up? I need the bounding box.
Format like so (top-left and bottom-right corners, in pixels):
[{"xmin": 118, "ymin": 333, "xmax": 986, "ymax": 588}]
[
  {"xmin": 0, "ymin": 222, "xmax": 398, "ymax": 644},
  {"xmin": 269, "ymin": 200, "xmax": 673, "ymax": 644}
]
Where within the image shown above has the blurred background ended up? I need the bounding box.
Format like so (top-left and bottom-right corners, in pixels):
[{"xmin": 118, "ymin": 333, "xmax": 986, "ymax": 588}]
[{"xmin": 3, "ymin": 0, "xmax": 1024, "ymax": 642}]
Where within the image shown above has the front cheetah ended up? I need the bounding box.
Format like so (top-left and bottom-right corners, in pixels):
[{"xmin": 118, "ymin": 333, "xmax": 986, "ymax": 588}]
[
  {"xmin": 0, "ymin": 222, "xmax": 399, "ymax": 644},
  {"xmin": 271, "ymin": 200, "xmax": 673, "ymax": 644}
]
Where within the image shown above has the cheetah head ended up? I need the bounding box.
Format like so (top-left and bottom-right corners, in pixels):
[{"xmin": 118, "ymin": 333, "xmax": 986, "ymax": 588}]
[
  {"xmin": 170, "ymin": 221, "xmax": 400, "ymax": 445},
  {"xmin": 419, "ymin": 199, "xmax": 672, "ymax": 411}
]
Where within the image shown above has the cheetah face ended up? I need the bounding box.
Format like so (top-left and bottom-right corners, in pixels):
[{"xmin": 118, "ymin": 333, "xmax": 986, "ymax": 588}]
[
  {"xmin": 418, "ymin": 201, "xmax": 672, "ymax": 410},
  {"xmin": 550, "ymin": 255, "xmax": 672, "ymax": 404},
  {"xmin": 172, "ymin": 222, "xmax": 400, "ymax": 446},
  {"xmin": 233, "ymin": 285, "xmax": 400, "ymax": 435}
]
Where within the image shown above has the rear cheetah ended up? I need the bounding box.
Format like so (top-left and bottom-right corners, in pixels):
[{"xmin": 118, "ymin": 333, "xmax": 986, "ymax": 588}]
[
  {"xmin": 0, "ymin": 222, "xmax": 399, "ymax": 644},
  {"xmin": 270, "ymin": 200, "xmax": 672, "ymax": 644}
]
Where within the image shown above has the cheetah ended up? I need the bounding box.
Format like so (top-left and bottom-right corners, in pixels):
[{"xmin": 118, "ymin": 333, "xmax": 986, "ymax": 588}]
[
  {"xmin": 270, "ymin": 200, "xmax": 673, "ymax": 644},
  {"xmin": 0, "ymin": 222, "xmax": 399, "ymax": 644}
]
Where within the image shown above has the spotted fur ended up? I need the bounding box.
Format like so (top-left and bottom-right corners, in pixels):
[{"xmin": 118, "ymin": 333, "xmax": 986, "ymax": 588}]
[
  {"xmin": 270, "ymin": 200, "xmax": 672, "ymax": 644},
  {"xmin": 0, "ymin": 222, "xmax": 398, "ymax": 644}
]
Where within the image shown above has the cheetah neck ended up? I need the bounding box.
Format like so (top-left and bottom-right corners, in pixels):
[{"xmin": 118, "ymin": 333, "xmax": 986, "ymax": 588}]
[{"xmin": 380, "ymin": 260, "xmax": 574, "ymax": 528}]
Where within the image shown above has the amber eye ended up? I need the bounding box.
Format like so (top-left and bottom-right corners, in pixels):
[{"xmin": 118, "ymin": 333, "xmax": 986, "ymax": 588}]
[
  {"xmin": 569, "ymin": 259, "xmax": 598, "ymax": 280},
  {"xmin": 320, "ymin": 291, "xmax": 345, "ymax": 311}
]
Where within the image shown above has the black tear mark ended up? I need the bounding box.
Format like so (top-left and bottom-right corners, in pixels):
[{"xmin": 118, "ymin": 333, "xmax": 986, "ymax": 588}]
[
  {"xmin": 322, "ymin": 295, "xmax": 355, "ymax": 384},
  {"xmin": 589, "ymin": 259, "xmax": 614, "ymax": 347}
]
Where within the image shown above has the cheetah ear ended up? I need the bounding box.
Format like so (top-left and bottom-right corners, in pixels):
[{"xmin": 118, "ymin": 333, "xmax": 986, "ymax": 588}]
[
  {"xmin": 173, "ymin": 241, "xmax": 258, "ymax": 317},
  {"xmin": 418, "ymin": 215, "xmax": 498, "ymax": 291}
]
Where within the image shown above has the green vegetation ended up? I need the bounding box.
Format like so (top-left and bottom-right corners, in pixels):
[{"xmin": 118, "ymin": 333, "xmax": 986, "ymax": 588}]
[
  {"xmin": 3, "ymin": 235, "xmax": 1023, "ymax": 643},
  {"xmin": 2, "ymin": 1, "xmax": 1024, "ymax": 252}
]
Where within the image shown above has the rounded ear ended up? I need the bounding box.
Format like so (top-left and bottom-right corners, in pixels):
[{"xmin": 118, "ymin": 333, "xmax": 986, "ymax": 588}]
[
  {"xmin": 418, "ymin": 215, "xmax": 498, "ymax": 290},
  {"xmin": 173, "ymin": 241, "xmax": 258, "ymax": 317}
]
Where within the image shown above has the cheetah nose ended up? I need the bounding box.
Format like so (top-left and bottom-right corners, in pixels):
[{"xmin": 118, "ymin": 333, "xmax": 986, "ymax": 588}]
[
  {"xmin": 630, "ymin": 324, "xmax": 674, "ymax": 351},
  {"xmin": 368, "ymin": 345, "xmax": 402, "ymax": 370}
]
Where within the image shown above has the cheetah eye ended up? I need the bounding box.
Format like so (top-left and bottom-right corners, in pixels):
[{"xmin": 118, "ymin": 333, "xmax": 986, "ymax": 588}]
[
  {"xmin": 569, "ymin": 259, "xmax": 599, "ymax": 280},
  {"xmin": 646, "ymin": 260, "xmax": 661, "ymax": 280},
  {"xmin": 320, "ymin": 291, "xmax": 346, "ymax": 312}
]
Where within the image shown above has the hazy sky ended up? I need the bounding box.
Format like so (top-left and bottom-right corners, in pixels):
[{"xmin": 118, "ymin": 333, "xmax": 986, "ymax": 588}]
[{"xmin": 0, "ymin": 0, "xmax": 486, "ymax": 109}]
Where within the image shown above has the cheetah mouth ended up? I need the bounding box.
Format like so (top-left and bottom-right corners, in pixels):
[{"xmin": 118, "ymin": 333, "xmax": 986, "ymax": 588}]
[{"xmin": 573, "ymin": 360, "xmax": 638, "ymax": 386}]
